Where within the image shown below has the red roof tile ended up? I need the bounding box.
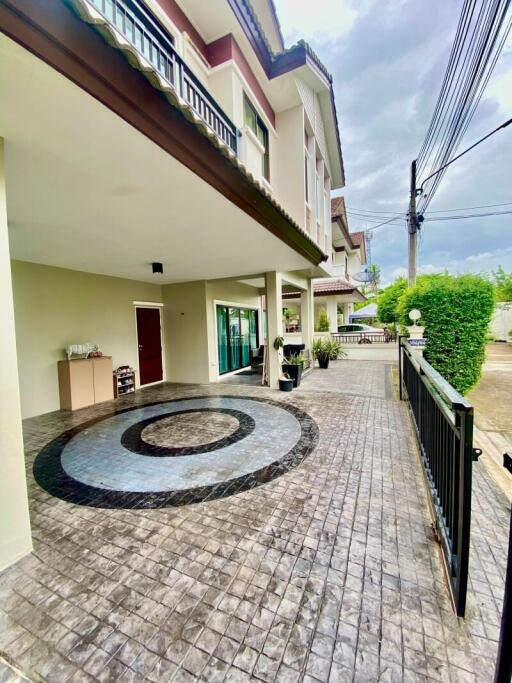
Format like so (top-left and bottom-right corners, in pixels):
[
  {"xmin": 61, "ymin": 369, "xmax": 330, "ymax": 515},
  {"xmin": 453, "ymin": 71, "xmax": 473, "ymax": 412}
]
[
  {"xmin": 349, "ymin": 231, "xmax": 364, "ymax": 246},
  {"xmin": 283, "ymin": 278, "xmax": 364, "ymax": 299},
  {"xmin": 313, "ymin": 278, "xmax": 355, "ymax": 294},
  {"xmin": 331, "ymin": 196, "xmax": 346, "ymax": 219}
]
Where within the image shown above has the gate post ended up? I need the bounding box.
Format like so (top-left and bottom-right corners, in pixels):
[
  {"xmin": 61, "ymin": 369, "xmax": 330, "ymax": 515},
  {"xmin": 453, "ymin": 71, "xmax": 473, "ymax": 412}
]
[{"xmin": 495, "ymin": 454, "xmax": 512, "ymax": 682}]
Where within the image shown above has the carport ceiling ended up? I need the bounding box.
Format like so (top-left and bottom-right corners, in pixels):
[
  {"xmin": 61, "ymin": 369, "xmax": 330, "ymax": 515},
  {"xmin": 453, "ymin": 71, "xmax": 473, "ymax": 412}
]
[{"xmin": 0, "ymin": 36, "xmax": 311, "ymax": 284}]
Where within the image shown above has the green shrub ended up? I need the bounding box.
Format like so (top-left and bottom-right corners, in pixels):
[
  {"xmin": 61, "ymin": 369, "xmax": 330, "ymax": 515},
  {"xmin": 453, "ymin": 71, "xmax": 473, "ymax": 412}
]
[
  {"xmin": 312, "ymin": 338, "xmax": 347, "ymax": 360},
  {"xmin": 398, "ymin": 274, "xmax": 495, "ymax": 394},
  {"xmin": 378, "ymin": 277, "xmax": 407, "ymax": 324},
  {"xmin": 316, "ymin": 309, "xmax": 330, "ymax": 332}
]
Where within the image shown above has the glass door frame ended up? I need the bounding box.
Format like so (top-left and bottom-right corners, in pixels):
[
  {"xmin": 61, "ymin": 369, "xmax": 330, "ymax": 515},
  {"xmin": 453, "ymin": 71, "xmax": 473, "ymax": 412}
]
[{"xmin": 215, "ymin": 302, "xmax": 260, "ymax": 376}]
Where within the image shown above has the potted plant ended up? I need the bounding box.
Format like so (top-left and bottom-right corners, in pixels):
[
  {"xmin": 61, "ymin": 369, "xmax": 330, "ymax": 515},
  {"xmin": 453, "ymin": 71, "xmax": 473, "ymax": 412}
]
[
  {"xmin": 279, "ymin": 373, "xmax": 294, "ymax": 392},
  {"xmin": 282, "ymin": 352, "xmax": 305, "ymax": 387},
  {"xmin": 312, "ymin": 338, "xmax": 346, "ymax": 369}
]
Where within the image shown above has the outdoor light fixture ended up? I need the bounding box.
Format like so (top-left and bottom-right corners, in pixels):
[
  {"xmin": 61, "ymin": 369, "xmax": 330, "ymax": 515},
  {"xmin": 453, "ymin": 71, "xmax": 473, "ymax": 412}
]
[{"xmin": 152, "ymin": 262, "xmax": 163, "ymax": 275}]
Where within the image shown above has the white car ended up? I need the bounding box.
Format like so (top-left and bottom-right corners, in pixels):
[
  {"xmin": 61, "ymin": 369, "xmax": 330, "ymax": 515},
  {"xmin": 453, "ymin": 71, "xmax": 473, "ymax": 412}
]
[{"xmin": 336, "ymin": 324, "xmax": 387, "ymax": 343}]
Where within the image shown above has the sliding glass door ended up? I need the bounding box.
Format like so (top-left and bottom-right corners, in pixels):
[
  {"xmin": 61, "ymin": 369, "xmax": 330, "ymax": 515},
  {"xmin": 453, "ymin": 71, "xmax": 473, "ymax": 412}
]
[{"xmin": 216, "ymin": 305, "xmax": 259, "ymax": 374}]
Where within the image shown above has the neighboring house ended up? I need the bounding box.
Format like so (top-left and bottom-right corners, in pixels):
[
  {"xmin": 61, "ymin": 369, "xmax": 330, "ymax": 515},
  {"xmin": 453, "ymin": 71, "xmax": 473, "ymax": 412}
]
[
  {"xmin": 0, "ymin": 0, "xmax": 347, "ymax": 567},
  {"xmin": 330, "ymin": 196, "xmax": 366, "ymax": 286},
  {"xmin": 282, "ymin": 197, "xmax": 366, "ymax": 337},
  {"xmin": 283, "ymin": 278, "xmax": 365, "ymax": 338}
]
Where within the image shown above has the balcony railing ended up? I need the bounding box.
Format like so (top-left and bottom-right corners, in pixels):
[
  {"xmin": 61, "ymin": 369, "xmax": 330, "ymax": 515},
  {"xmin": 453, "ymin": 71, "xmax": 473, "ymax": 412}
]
[{"xmin": 87, "ymin": 0, "xmax": 238, "ymax": 154}]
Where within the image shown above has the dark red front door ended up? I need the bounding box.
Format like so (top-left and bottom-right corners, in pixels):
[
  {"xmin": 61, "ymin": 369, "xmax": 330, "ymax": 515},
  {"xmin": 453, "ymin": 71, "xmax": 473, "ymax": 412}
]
[{"xmin": 136, "ymin": 307, "xmax": 163, "ymax": 386}]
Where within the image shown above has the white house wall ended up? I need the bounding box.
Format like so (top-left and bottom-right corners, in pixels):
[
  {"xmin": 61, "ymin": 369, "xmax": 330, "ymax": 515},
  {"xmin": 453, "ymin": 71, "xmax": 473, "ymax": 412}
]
[{"xmin": 274, "ymin": 105, "xmax": 305, "ymax": 229}]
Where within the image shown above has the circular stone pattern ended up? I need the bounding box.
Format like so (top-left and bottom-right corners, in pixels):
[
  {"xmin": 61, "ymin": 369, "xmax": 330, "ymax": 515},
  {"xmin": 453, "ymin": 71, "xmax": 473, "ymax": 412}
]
[
  {"xmin": 120, "ymin": 408, "xmax": 255, "ymax": 457},
  {"xmin": 33, "ymin": 396, "xmax": 319, "ymax": 509},
  {"xmin": 142, "ymin": 411, "xmax": 240, "ymax": 448}
]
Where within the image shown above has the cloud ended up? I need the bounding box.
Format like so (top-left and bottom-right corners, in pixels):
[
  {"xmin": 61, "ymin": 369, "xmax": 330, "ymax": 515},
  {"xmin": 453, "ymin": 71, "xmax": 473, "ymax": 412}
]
[{"xmin": 274, "ymin": 0, "xmax": 512, "ymax": 282}]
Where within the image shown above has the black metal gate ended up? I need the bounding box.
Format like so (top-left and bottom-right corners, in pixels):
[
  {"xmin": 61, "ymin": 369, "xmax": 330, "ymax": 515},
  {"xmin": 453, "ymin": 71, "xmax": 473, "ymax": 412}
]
[{"xmin": 399, "ymin": 338, "xmax": 478, "ymax": 617}]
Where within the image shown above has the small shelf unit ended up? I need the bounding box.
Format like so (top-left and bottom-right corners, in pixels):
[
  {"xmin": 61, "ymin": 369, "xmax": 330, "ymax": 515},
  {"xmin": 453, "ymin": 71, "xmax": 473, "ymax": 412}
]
[{"xmin": 113, "ymin": 367, "xmax": 136, "ymax": 398}]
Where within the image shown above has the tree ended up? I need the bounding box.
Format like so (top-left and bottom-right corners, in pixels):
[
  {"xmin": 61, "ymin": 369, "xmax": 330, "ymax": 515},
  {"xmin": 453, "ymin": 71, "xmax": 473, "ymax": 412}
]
[
  {"xmin": 377, "ymin": 277, "xmax": 407, "ymax": 324},
  {"xmin": 398, "ymin": 274, "xmax": 495, "ymax": 394},
  {"xmin": 492, "ymin": 266, "xmax": 512, "ymax": 302}
]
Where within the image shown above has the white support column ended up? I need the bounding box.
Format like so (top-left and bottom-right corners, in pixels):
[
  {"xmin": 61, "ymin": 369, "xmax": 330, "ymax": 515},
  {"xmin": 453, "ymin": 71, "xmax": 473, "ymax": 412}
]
[
  {"xmin": 343, "ymin": 302, "xmax": 353, "ymax": 324},
  {"xmin": 300, "ymin": 279, "xmax": 314, "ymax": 357},
  {"xmin": 326, "ymin": 296, "xmax": 338, "ymax": 333},
  {"xmin": 0, "ymin": 138, "xmax": 32, "ymax": 571},
  {"xmin": 265, "ymin": 271, "xmax": 283, "ymax": 389}
]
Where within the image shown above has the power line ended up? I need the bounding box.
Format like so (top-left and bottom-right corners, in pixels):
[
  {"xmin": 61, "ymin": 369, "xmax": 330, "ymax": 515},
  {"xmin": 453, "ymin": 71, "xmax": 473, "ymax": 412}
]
[
  {"xmin": 348, "ymin": 207, "xmax": 512, "ymax": 235},
  {"xmin": 417, "ymin": 0, "xmax": 512, "ymax": 212},
  {"xmin": 405, "ymin": 0, "xmax": 512, "ymax": 285},
  {"xmin": 345, "ymin": 200, "xmax": 512, "ymax": 215},
  {"xmin": 418, "ymin": 117, "xmax": 512, "ymax": 194},
  {"xmin": 424, "ymin": 209, "xmax": 512, "ymax": 220}
]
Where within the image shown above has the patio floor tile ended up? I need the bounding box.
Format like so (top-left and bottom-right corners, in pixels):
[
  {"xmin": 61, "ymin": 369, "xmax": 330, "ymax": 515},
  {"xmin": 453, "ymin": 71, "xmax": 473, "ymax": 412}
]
[{"xmin": 0, "ymin": 361, "xmax": 509, "ymax": 681}]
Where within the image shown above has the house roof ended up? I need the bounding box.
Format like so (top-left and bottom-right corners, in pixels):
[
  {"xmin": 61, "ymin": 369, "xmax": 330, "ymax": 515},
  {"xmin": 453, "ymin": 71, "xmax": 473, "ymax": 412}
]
[
  {"xmin": 350, "ymin": 231, "xmax": 364, "ymax": 246},
  {"xmin": 331, "ymin": 196, "xmax": 347, "ymax": 220},
  {"xmin": 283, "ymin": 278, "xmax": 365, "ymax": 299},
  {"xmin": 313, "ymin": 278, "xmax": 356, "ymax": 294},
  {"xmin": 230, "ymin": 1, "xmax": 345, "ymax": 187},
  {"xmin": 331, "ymin": 198, "xmax": 366, "ymax": 259}
]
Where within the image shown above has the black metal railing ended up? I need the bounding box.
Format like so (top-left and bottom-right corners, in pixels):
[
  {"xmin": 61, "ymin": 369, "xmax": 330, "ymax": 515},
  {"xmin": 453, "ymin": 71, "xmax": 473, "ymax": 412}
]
[
  {"xmin": 332, "ymin": 332, "xmax": 396, "ymax": 345},
  {"xmin": 399, "ymin": 337, "xmax": 478, "ymax": 617},
  {"xmin": 86, "ymin": 0, "xmax": 238, "ymax": 153},
  {"xmin": 495, "ymin": 453, "xmax": 512, "ymax": 682}
]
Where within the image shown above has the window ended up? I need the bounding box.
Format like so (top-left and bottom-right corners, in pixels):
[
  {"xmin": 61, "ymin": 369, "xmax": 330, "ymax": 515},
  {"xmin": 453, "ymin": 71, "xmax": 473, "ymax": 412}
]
[
  {"xmin": 244, "ymin": 95, "xmax": 269, "ymax": 180},
  {"xmin": 304, "ymin": 156, "xmax": 309, "ymax": 203}
]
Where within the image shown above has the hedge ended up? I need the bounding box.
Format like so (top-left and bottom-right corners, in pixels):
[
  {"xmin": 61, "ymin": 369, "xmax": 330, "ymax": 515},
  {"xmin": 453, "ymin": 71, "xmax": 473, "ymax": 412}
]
[
  {"xmin": 378, "ymin": 277, "xmax": 407, "ymax": 323},
  {"xmin": 398, "ymin": 274, "xmax": 495, "ymax": 394}
]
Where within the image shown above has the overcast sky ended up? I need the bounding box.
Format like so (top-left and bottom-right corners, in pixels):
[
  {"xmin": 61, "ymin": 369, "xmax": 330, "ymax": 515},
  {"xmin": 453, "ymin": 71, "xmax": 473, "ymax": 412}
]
[{"xmin": 274, "ymin": 0, "xmax": 512, "ymax": 285}]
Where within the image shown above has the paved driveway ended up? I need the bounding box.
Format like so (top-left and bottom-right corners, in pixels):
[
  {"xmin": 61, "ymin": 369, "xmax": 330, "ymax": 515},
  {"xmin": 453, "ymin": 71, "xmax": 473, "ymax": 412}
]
[
  {"xmin": 0, "ymin": 362, "xmax": 509, "ymax": 682},
  {"xmin": 469, "ymin": 343, "xmax": 512, "ymax": 500}
]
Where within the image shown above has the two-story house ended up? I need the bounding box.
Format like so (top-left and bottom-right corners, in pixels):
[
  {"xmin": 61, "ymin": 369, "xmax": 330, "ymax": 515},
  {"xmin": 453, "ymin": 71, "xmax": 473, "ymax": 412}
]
[
  {"xmin": 1, "ymin": 0, "xmax": 346, "ymax": 568},
  {"xmin": 282, "ymin": 197, "xmax": 366, "ymax": 337}
]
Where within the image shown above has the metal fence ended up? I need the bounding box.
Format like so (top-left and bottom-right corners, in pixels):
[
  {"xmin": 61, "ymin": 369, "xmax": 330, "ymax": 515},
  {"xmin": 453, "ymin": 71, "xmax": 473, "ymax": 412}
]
[
  {"xmin": 495, "ymin": 453, "xmax": 512, "ymax": 682},
  {"xmin": 332, "ymin": 332, "xmax": 395, "ymax": 345},
  {"xmin": 399, "ymin": 338, "xmax": 479, "ymax": 617},
  {"xmin": 86, "ymin": 0, "xmax": 238, "ymax": 153}
]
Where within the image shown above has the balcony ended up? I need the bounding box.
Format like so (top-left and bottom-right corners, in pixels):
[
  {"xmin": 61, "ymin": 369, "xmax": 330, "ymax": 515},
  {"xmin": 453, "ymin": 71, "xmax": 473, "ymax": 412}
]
[{"xmin": 86, "ymin": 0, "xmax": 238, "ymax": 154}]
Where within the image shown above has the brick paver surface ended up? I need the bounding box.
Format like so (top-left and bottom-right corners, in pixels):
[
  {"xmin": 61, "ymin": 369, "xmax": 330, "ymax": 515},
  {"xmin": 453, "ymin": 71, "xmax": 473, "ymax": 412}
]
[{"xmin": 0, "ymin": 361, "xmax": 509, "ymax": 682}]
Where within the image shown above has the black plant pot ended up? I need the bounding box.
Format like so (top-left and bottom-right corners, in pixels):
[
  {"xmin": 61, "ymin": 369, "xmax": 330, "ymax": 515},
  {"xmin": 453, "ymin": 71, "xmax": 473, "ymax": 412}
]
[
  {"xmin": 317, "ymin": 355, "xmax": 330, "ymax": 369},
  {"xmin": 282, "ymin": 363, "xmax": 302, "ymax": 387},
  {"xmin": 279, "ymin": 378, "xmax": 293, "ymax": 392}
]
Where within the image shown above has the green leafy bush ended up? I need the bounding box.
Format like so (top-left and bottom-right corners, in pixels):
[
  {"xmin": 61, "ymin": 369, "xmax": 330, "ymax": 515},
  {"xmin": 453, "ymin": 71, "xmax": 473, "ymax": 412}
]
[
  {"xmin": 398, "ymin": 274, "xmax": 495, "ymax": 394},
  {"xmin": 378, "ymin": 277, "xmax": 407, "ymax": 323},
  {"xmin": 316, "ymin": 309, "xmax": 330, "ymax": 332},
  {"xmin": 312, "ymin": 338, "xmax": 347, "ymax": 360}
]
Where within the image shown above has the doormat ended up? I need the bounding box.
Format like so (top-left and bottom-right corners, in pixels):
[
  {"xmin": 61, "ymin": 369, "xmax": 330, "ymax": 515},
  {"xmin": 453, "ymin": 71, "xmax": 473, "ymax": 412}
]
[{"xmin": 235, "ymin": 370, "xmax": 259, "ymax": 376}]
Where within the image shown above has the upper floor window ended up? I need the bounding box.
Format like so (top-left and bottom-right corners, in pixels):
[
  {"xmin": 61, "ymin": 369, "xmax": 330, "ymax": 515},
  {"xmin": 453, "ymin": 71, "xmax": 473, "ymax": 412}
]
[
  {"xmin": 244, "ymin": 95, "xmax": 269, "ymax": 181},
  {"xmin": 304, "ymin": 155, "xmax": 309, "ymax": 203}
]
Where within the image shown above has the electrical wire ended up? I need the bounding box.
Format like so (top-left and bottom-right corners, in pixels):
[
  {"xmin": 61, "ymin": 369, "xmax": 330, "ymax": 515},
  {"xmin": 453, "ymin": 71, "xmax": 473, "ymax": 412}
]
[
  {"xmin": 346, "ymin": 201, "xmax": 512, "ymax": 214},
  {"xmin": 413, "ymin": 0, "xmax": 512, "ymax": 213}
]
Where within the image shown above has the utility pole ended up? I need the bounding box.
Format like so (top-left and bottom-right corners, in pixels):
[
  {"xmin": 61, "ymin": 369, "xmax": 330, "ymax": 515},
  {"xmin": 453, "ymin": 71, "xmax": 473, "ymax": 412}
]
[{"xmin": 407, "ymin": 160, "xmax": 418, "ymax": 287}]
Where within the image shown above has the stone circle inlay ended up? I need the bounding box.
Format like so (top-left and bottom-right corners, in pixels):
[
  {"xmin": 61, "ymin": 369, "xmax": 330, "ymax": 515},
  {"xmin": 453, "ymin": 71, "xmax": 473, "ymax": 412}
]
[
  {"xmin": 120, "ymin": 407, "xmax": 255, "ymax": 457},
  {"xmin": 33, "ymin": 396, "xmax": 319, "ymax": 508},
  {"xmin": 141, "ymin": 410, "xmax": 240, "ymax": 448}
]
